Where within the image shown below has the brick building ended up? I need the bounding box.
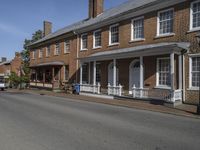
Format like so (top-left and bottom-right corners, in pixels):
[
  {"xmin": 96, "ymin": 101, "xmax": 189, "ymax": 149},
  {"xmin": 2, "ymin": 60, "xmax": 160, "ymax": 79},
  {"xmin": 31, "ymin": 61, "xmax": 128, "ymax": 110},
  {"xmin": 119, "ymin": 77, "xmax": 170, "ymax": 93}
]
[
  {"xmin": 0, "ymin": 52, "xmax": 22, "ymax": 78},
  {"xmin": 29, "ymin": 0, "xmax": 200, "ymax": 105}
]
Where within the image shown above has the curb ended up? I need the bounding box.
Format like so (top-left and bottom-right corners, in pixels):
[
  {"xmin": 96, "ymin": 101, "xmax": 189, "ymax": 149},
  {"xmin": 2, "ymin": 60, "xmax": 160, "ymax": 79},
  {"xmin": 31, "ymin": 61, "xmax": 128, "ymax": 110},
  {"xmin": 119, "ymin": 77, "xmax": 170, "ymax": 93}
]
[{"xmin": 6, "ymin": 89, "xmax": 200, "ymax": 119}]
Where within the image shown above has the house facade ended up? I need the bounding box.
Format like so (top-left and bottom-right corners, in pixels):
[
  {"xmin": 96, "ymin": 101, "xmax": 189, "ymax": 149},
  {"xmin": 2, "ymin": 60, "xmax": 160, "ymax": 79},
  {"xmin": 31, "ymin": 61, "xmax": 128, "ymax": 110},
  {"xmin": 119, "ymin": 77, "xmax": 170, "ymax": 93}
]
[{"xmin": 29, "ymin": 0, "xmax": 200, "ymax": 105}]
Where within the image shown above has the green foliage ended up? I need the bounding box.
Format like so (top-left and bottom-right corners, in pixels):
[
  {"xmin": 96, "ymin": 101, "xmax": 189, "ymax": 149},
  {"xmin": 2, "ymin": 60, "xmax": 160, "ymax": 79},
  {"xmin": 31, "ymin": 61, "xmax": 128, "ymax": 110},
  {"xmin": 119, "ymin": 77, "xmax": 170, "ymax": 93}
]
[
  {"xmin": 20, "ymin": 30, "xmax": 43, "ymax": 80},
  {"xmin": 9, "ymin": 72, "xmax": 20, "ymax": 86}
]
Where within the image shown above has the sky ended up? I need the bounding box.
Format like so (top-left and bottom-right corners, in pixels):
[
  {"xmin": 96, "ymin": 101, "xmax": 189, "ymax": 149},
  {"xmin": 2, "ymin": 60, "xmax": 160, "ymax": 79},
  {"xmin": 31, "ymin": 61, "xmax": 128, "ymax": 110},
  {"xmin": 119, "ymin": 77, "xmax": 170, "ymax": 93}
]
[{"xmin": 0, "ymin": 0, "xmax": 128, "ymax": 60}]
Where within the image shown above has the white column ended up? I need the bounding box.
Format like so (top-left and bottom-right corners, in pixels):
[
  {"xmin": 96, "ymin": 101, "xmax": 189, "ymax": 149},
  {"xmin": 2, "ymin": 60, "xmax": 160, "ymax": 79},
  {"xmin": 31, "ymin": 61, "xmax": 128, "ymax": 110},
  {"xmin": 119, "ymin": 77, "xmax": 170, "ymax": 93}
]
[
  {"xmin": 140, "ymin": 56, "xmax": 144, "ymax": 89},
  {"xmin": 178, "ymin": 55, "xmax": 183, "ymax": 89},
  {"xmin": 113, "ymin": 59, "xmax": 117, "ymax": 87},
  {"xmin": 80, "ymin": 62, "xmax": 83, "ymax": 84},
  {"xmin": 93, "ymin": 61, "xmax": 96, "ymax": 86},
  {"xmin": 170, "ymin": 52, "xmax": 175, "ymax": 90}
]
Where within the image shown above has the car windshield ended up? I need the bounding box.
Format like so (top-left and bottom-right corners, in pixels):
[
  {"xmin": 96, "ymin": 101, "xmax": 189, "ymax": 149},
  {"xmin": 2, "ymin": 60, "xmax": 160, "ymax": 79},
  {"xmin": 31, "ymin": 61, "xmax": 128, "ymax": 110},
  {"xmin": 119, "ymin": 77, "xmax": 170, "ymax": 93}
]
[{"xmin": 0, "ymin": 78, "xmax": 5, "ymax": 83}]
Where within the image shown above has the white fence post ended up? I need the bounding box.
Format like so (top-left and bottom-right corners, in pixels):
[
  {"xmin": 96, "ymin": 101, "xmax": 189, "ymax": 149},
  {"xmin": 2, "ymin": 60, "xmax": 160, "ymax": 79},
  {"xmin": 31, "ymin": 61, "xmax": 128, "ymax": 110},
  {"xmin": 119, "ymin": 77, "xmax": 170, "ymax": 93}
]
[
  {"xmin": 97, "ymin": 83, "xmax": 100, "ymax": 94},
  {"xmin": 119, "ymin": 84, "xmax": 122, "ymax": 96},
  {"xmin": 108, "ymin": 83, "xmax": 111, "ymax": 95},
  {"xmin": 133, "ymin": 84, "xmax": 136, "ymax": 98}
]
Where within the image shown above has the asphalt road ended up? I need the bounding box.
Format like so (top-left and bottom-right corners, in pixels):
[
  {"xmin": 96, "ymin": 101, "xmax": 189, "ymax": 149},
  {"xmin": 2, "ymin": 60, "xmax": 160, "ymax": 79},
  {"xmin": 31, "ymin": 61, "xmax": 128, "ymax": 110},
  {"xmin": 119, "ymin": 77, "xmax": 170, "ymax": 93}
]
[{"xmin": 0, "ymin": 91, "xmax": 199, "ymax": 150}]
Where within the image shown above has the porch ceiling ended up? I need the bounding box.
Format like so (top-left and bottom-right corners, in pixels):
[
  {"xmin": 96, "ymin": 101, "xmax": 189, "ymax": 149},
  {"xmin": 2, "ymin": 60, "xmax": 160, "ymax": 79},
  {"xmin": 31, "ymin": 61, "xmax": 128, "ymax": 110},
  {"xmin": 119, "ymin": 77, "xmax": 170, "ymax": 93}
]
[
  {"xmin": 79, "ymin": 42, "xmax": 190, "ymax": 62},
  {"xmin": 30, "ymin": 61, "xmax": 64, "ymax": 68}
]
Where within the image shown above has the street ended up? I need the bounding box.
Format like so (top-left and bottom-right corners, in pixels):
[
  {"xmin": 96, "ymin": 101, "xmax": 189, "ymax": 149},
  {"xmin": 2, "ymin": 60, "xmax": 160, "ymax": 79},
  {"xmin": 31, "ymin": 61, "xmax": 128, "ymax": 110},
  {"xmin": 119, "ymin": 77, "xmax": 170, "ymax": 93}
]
[{"xmin": 0, "ymin": 91, "xmax": 199, "ymax": 150}]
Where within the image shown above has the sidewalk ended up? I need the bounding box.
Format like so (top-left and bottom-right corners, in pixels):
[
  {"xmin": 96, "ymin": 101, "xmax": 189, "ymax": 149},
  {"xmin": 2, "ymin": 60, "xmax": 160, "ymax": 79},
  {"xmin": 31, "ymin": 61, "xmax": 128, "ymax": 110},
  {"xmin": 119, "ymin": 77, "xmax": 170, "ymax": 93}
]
[{"xmin": 7, "ymin": 88, "xmax": 199, "ymax": 119}]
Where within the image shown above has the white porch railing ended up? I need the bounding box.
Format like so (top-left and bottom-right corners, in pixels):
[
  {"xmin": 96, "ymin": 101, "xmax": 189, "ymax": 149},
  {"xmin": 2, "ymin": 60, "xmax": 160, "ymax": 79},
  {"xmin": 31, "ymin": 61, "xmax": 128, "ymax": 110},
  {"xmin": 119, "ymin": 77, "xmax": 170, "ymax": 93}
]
[
  {"xmin": 132, "ymin": 86, "xmax": 182, "ymax": 103},
  {"xmin": 30, "ymin": 82, "xmax": 53, "ymax": 89},
  {"xmin": 108, "ymin": 83, "xmax": 123, "ymax": 96},
  {"xmin": 80, "ymin": 83, "xmax": 101, "ymax": 94}
]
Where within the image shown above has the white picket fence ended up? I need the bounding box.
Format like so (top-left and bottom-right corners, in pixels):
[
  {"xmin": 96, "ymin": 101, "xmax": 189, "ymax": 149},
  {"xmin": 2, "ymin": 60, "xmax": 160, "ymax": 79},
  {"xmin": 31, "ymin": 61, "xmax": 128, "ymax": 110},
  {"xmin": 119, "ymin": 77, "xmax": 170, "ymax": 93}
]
[
  {"xmin": 132, "ymin": 85, "xmax": 182, "ymax": 102},
  {"xmin": 80, "ymin": 83, "xmax": 101, "ymax": 94}
]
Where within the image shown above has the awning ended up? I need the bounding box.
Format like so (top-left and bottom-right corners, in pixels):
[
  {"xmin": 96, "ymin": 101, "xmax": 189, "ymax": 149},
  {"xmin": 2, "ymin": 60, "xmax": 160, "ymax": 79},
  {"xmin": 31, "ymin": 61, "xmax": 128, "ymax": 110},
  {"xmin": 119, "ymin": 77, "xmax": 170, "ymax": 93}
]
[
  {"xmin": 30, "ymin": 61, "xmax": 64, "ymax": 68},
  {"xmin": 79, "ymin": 42, "xmax": 190, "ymax": 62}
]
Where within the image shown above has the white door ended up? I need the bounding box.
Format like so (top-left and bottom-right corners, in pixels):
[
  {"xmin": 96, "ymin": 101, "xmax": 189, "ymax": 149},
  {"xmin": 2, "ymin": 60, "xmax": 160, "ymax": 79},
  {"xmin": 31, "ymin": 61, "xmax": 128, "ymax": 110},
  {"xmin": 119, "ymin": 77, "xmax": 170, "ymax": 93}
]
[
  {"xmin": 129, "ymin": 60, "xmax": 140, "ymax": 94},
  {"xmin": 108, "ymin": 62, "xmax": 118, "ymax": 86}
]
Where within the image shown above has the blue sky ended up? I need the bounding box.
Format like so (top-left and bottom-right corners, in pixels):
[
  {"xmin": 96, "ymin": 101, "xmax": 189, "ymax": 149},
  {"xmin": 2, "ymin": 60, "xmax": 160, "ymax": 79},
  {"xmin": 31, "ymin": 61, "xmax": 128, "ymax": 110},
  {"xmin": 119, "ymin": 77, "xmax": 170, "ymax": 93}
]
[{"xmin": 0, "ymin": 0, "xmax": 127, "ymax": 60}]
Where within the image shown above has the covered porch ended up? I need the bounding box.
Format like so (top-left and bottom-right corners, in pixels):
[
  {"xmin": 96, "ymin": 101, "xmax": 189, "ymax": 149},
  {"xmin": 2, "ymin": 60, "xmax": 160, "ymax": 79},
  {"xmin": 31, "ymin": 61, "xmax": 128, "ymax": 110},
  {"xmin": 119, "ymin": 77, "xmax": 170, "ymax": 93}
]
[
  {"xmin": 30, "ymin": 61, "xmax": 64, "ymax": 90},
  {"xmin": 79, "ymin": 42, "xmax": 190, "ymax": 103}
]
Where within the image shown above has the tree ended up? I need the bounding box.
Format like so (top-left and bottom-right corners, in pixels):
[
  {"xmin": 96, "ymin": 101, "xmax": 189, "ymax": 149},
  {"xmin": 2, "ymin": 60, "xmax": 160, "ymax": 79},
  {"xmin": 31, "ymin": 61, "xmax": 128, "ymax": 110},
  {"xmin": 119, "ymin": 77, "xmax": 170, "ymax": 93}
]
[{"xmin": 20, "ymin": 30, "xmax": 43, "ymax": 81}]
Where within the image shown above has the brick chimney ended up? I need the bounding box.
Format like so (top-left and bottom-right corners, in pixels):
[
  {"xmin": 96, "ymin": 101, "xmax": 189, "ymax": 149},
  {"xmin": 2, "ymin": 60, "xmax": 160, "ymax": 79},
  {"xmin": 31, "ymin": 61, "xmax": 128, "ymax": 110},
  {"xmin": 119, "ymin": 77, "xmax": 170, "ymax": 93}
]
[
  {"xmin": 43, "ymin": 21, "xmax": 52, "ymax": 37},
  {"xmin": 89, "ymin": 0, "xmax": 104, "ymax": 18}
]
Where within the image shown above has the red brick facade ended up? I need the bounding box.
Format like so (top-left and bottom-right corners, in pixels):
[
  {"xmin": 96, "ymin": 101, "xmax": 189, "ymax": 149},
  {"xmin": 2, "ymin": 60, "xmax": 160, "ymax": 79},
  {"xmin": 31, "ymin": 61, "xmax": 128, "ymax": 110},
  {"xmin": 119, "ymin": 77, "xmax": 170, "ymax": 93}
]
[{"xmin": 29, "ymin": 0, "xmax": 200, "ymax": 104}]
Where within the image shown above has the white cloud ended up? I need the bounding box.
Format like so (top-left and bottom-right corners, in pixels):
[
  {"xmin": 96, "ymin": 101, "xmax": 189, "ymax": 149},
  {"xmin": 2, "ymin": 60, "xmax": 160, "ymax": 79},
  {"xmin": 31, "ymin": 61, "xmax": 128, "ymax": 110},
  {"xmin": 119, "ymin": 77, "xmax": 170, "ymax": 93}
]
[{"xmin": 0, "ymin": 22, "xmax": 28, "ymax": 37}]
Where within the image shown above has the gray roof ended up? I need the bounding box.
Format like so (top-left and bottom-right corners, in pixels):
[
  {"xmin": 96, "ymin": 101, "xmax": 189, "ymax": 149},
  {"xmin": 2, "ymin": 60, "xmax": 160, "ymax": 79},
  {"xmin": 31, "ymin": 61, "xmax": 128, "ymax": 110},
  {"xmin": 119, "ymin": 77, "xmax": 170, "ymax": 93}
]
[
  {"xmin": 0, "ymin": 61, "xmax": 11, "ymax": 66},
  {"xmin": 79, "ymin": 42, "xmax": 190, "ymax": 61},
  {"xmin": 30, "ymin": 0, "xmax": 158, "ymax": 46},
  {"xmin": 30, "ymin": 61, "xmax": 64, "ymax": 67}
]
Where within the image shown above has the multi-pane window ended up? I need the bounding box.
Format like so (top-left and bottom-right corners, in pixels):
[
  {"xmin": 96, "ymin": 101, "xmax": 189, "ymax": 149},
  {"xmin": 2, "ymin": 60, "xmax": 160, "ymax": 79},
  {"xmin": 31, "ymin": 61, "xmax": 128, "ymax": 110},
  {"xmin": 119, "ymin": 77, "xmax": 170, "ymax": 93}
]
[
  {"xmin": 93, "ymin": 30, "xmax": 101, "ymax": 48},
  {"xmin": 132, "ymin": 17, "xmax": 144, "ymax": 40},
  {"xmin": 39, "ymin": 49, "xmax": 43, "ymax": 58},
  {"xmin": 55, "ymin": 43, "xmax": 60, "ymax": 55},
  {"xmin": 158, "ymin": 9, "xmax": 174, "ymax": 35},
  {"xmin": 109, "ymin": 24, "xmax": 119, "ymax": 45},
  {"xmin": 81, "ymin": 34, "xmax": 88, "ymax": 50},
  {"xmin": 191, "ymin": 1, "xmax": 200, "ymax": 29},
  {"xmin": 64, "ymin": 65, "xmax": 69, "ymax": 81},
  {"xmin": 32, "ymin": 51, "xmax": 36, "ymax": 59},
  {"xmin": 82, "ymin": 64, "xmax": 88, "ymax": 84},
  {"xmin": 157, "ymin": 58, "xmax": 170, "ymax": 86},
  {"xmin": 191, "ymin": 57, "xmax": 200, "ymax": 88},
  {"xmin": 96, "ymin": 64, "xmax": 101, "ymax": 83},
  {"xmin": 46, "ymin": 46, "xmax": 51, "ymax": 57},
  {"xmin": 64, "ymin": 40, "xmax": 70, "ymax": 53}
]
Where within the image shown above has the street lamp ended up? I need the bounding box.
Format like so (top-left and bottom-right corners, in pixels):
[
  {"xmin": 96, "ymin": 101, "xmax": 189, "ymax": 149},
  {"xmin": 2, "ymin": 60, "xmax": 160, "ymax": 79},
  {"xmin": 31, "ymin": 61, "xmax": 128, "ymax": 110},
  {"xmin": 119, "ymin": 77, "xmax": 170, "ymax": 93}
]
[{"xmin": 195, "ymin": 32, "xmax": 200, "ymax": 115}]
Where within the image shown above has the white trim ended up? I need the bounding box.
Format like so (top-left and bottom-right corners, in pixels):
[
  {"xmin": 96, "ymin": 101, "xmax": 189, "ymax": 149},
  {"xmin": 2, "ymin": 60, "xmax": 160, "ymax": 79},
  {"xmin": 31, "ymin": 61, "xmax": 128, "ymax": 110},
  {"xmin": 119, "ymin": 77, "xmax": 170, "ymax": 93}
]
[
  {"xmin": 80, "ymin": 33, "xmax": 88, "ymax": 51},
  {"xmin": 109, "ymin": 23, "xmax": 119, "ymax": 45},
  {"xmin": 189, "ymin": 54, "xmax": 200, "ymax": 90},
  {"xmin": 157, "ymin": 8, "xmax": 174, "ymax": 36},
  {"xmin": 156, "ymin": 57, "xmax": 171, "ymax": 87},
  {"xmin": 190, "ymin": 0, "xmax": 200, "ymax": 31},
  {"xmin": 131, "ymin": 16, "xmax": 144, "ymax": 41},
  {"xmin": 113, "ymin": 59, "xmax": 117, "ymax": 87},
  {"xmin": 178, "ymin": 55, "xmax": 183, "ymax": 90},
  {"xmin": 140, "ymin": 56, "xmax": 144, "ymax": 89},
  {"xmin": 170, "ymin": 52, "xmax": 175, "ymax": 90},
  {"xmin": 93, "ymin": 29, "xmax": 101, "ymax": 49}
]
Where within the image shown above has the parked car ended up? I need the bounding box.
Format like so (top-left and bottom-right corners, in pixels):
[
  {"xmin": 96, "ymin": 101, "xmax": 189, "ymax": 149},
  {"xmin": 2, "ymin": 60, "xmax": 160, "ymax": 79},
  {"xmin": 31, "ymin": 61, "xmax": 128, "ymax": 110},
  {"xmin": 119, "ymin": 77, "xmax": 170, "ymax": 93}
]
[{"xmin": 0, "ymin": 76, "xmax": 5, "ymax": 91}]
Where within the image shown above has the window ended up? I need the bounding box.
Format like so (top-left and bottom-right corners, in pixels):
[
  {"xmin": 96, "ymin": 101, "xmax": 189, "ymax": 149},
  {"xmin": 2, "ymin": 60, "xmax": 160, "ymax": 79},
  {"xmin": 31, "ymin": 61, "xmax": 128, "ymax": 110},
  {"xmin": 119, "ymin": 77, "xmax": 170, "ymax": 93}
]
[
  {"xmin": 55, "ymin": 43, "xmax": 60, "ymax": 55},
  {"xmin": 81, "ymin": 34, "xmax": 88, "ymax": 50},
  {"xmin": 132, "ymin": 17, "xmax": 144, "ymax": 40},
  {"xmin": 190, "ymin": 56, "xmax": 200, "ymax": 88},
  {"xmin": 39, "ymin": 49, "xmax": 43, "ymax": 58},
  {"xmin": 96, "ymin": 63, "xmax": 101, "ymax": 83},
  {"xmin": 109, "ymin": 24, "xmax": 119, "ymax": 45},
  {"xmin": 157, "ymin": 58, "xmax": 170, "ymax": 87},
  {"xmin": 64, "ymin": 65, "xmax": 69, "ymax": 81},
  {"xmin": 46, "ymin": 46, "xmax": 51, "ymax": 57},
  {"xmin": 190, "ymin": 0, "xmax": 200, "ymax": 30},
  {"xmin": 82, "ymin": 64, "xmax": 88, "ymax": 84},
  {"xmin": 93, "ymin": 30, "xmax": 101, "ymax": 48},
  {"xmin": 32, "ymin": 51, "xmax": 36, "ymax": 59},
  {"xmin": 157, "ymin": 9, "xmax": 174, "ymax": 35},
  {"xmin": 64, "ymin": 40, "xmax": 70, "ymax": 53}
]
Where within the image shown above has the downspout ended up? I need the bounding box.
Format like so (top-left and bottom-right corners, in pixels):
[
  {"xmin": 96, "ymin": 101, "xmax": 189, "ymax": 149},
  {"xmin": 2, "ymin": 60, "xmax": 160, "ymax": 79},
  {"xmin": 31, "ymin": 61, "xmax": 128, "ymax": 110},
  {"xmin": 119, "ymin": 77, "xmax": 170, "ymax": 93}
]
[{"xmin": 74, "ymin": 31, "xmax": 80, "ymax": 83}]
